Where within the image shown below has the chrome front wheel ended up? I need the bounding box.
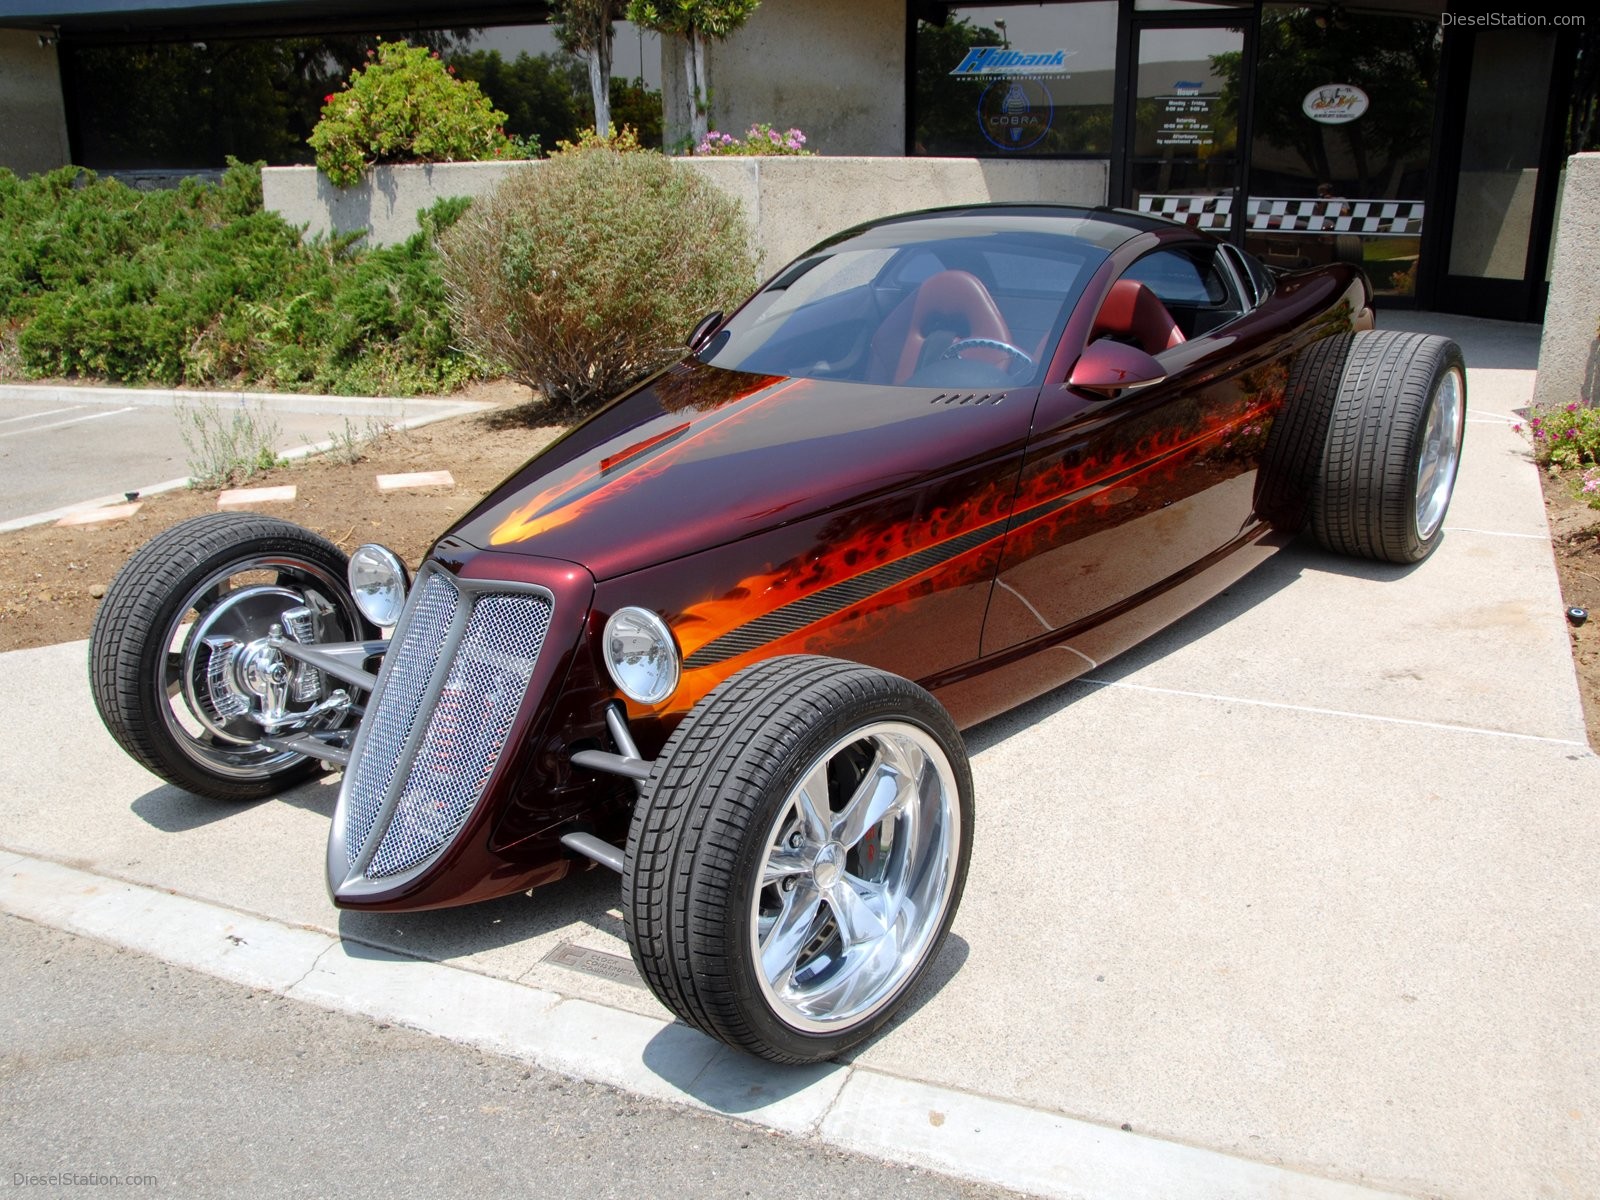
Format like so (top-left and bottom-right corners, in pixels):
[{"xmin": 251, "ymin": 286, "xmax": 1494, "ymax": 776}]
[
  {"xmin": 624, "ymin": 656, "xmax": 973, "ymax": 1064},
  {"xmin": 750, "ymin": 722, "xmax": 960, "ymax": 1033},
  {"xmin": 90, "ymin": 513, "xmax": 370, "ymax": 801}
]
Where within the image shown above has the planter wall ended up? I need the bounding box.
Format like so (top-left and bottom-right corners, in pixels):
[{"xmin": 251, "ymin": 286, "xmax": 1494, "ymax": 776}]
[
  {"xmin": 262, "ymin": 156, "xmax": 1109, "ymax": 276},
  {"xmin": 1535, "ymin": 153, "xmax": 1600, "ymax": 409}
]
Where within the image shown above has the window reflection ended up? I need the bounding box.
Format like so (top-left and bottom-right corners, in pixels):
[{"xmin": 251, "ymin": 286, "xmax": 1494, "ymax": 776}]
[
  {"xmin": 1243, "ymin": 5, "xmax": 1439, "ymax": 298},
  {"xmin": 913, "ymin": 2, "xmax": 1118, "ymax": 156},
  {"xmin": 62, "ymin": 23, "xmax": 663, "ymax": 172}
]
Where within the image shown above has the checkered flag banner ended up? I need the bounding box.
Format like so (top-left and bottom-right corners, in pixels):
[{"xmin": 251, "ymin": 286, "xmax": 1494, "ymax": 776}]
[
  {"xmin": 1138, "ymin": 194, "xmax": 1233, "ymax": 232},
  {"xmin": 1138, "ymin": 195, "xmax": 1425, "ymax": 237}
]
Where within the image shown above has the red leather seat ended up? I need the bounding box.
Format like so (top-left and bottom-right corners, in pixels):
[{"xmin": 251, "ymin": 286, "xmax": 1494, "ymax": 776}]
[
  {"xmin": 1089, "ymin": 279, "xmax": 1185, "ymax": 357},
  {"xmin": 868, "ymin": 270, "xmax": 1014, "ymax": 385}
]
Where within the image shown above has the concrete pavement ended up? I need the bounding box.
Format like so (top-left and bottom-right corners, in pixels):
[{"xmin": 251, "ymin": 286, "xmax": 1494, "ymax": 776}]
[{"xmin": 1, "ymin": 315, "xmax": 1594, "ymax": 1199}]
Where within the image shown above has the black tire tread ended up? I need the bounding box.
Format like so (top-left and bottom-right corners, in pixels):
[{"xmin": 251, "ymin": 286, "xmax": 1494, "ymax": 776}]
[
  {"xmin": 88, "ymin": 511, "xmax": 354, "ymax": 802},
  {"xmin": 1256, "ymin": 331, "xmax": 1355, "ymax": 531},
  {"xmin": 1310, "ymin": 330, "xmax": 1465, "ymax": 564},
  {"xmin": 622, "ymin": 655, "xmax": 971, "ymax": 1064}
]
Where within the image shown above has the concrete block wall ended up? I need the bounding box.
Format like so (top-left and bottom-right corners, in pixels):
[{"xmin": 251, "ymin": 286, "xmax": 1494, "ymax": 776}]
[
  {"xmin": 262, "ymin": 156, "xmax": 1110, "ymax": 276},
  {"xmin": 1534, "ymin": 153, "xmax": 1600, "ymax": 409}
]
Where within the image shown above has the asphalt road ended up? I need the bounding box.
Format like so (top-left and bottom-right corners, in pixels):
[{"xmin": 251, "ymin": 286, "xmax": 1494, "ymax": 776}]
[
  {"xmin": 0, "ymin": 386, "xmax": 486, "ymax": 527},
  {"xmin": 0, "ymin": 913, "xmax": 1015, "ymax": 1200}
]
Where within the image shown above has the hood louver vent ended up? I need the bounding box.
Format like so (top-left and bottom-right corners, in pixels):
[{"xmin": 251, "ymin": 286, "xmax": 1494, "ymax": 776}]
[{"xmin": 929, "ymin": 392, "xmax": 1004, "ymax": 407}]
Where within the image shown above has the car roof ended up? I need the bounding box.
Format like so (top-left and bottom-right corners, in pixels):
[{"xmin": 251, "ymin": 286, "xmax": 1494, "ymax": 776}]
[{"xmin": 813, "ymin": 202, "xmax": 1190, "ymax": 257}]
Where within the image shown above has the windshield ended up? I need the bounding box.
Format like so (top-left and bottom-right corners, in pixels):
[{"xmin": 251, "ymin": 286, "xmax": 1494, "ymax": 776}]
[{"xmin": 697, "ymin": 222, "xmax": 1109, "ymax": 390}]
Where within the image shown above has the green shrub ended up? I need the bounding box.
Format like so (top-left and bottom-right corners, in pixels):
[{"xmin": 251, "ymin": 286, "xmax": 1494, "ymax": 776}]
[
  {"xmin": 0, "ymin": 161, "xmax": 476, "ymax": 395},
  {"xmin": 439, "ymin": 143, "xmax": 756, "ymax": 412},
  {"xmin": 310, "ymin": 41, "xmax": 516, "ymax": 188}
]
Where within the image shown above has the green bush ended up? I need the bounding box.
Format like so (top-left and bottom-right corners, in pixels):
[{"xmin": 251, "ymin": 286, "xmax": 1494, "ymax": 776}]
[
  {"xmin": 0, "ymin": 161, "xmax": 476, "ymax": 395},
  {"xmin": 439, "ymin": 142, "xmax": 756, "ymax": 412},
  {"xmin": 310, "ymin": 41, "xmax": 516, "ymax": 188}
]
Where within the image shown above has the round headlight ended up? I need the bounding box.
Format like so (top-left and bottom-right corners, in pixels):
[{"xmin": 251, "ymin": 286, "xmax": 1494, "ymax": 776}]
[
  {"xmin": 347, "ymin": 544, "xmax": 409, "ymax": 628},
  {"xmin": 603, "ymin": 607, "xmax": 680, "ymax": 705}
]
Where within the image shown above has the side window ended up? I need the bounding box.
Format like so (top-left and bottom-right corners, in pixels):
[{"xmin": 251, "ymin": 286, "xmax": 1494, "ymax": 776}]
[{"xmin": 1119, "ymin": 246, "xmax": 1246, "ymax": 339}]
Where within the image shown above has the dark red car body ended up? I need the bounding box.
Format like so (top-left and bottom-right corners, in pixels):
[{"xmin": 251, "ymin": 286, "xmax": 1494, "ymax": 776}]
[{"xmin": 325, "ymin": 204, "xmax": 1371, "ymax": 913}]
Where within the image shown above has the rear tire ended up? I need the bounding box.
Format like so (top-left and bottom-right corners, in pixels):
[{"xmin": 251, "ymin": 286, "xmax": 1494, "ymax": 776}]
[
  {"xmin": 1310, "ymin": 331, "xmax": 1466, "ymax": 564},
  {"xmin": 623, "ymin": 656, "xmax": 973, "ymax": 1064},
  {"xmin": 1256, "ymin": 332, "xmax": 1354, "ymax": 531}
]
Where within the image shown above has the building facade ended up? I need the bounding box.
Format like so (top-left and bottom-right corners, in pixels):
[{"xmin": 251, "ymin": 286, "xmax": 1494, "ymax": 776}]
[{"xmin": 0, "ymin": 0, "xmax": 1591, "ymax": 321}]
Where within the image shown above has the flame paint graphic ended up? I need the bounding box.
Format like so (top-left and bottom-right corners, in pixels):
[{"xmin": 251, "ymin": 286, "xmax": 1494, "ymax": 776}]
[
  {"xmin": 661, "ymin": 381, "xmax": 1283, "ymax": 710},
  {"xmin": 488, "ymin": 370, "xmax": 789, "ymax": 546}
]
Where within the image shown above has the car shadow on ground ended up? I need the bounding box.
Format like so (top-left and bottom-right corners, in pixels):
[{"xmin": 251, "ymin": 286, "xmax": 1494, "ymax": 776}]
[
  {"xmin": 129, "ymin": 772, "xmax": 339, "ymax": 833},
  {"xmin": 962, "ymin": 535, "xmax": 1426, "ymax": 756},
  {"xmin": 334, "ymin": 864, "xmax": 627, "ymax": 963}
]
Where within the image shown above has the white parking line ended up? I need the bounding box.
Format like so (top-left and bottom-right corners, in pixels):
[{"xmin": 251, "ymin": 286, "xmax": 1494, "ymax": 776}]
[
  {"xmin": 1442, "ymin": 526, "xmax": 1548, "ymax": 540},
  {"xmin": 0, "ymin": 406, "xmax": 134, "ymax": 439},
  {"xmin": 0, "ymin": 405, "xmax": 83, "ymax": 425},
  {"xmin": 1074, "ymin": 678, "xmax": 1592, "ymax": 749}
]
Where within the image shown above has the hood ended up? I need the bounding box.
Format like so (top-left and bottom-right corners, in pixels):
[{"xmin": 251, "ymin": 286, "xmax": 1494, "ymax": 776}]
[{"xmin": 443, "ymin": 359, "xmax": 1037, "ymax": 581}]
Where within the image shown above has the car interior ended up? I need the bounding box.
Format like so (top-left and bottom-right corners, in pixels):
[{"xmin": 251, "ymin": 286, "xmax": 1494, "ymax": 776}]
[{"xmin": 700, "ymin": 236, "xmax": 1257, "ymax": 390}]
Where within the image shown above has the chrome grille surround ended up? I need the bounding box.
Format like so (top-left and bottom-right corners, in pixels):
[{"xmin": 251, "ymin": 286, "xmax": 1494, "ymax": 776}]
[{"xmin": 333, "ymin": 563, "xmax": 554, "ymax": 890}]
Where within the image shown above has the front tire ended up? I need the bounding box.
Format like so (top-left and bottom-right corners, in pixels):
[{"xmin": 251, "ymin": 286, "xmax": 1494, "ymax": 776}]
[
  {"xmin": 1311, "ymin": 330, "xmax": 1466, "ymax": 564},
  {"xmin": 89, "ymin": 512, "xmax": 369, "ymax": 802},
  {"xmin": 623, "ymin": 656, "xmax": 973, "ymax": 1064}
]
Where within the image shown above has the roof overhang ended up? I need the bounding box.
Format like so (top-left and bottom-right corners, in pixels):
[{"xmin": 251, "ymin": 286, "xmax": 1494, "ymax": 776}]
[{"xmin": 0, "ymin": 0, "xmax": 551, "ymax": 38}]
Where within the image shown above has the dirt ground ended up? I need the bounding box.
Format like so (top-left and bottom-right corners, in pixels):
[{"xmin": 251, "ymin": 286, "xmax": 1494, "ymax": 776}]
[
  {"xmin": 0, "ymin": 380, "xmax": 562, "ymax": 654},
  {"xmin": 1541, "ymin": 471, "xmax": 1600, "ymax": 748},
  {"xmin": 3, "ymin": 385, "xmax": 1598, "ymax": 751}
]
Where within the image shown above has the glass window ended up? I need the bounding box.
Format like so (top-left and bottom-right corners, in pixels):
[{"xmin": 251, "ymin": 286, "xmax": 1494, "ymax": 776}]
[
  {"xmin": 1242, "ymin": 5, "xmax": 1440, "ymax": 299},
  {"xmin": 1114, "ymin": 246, "xmax": 1244, "ymax": 340},
  {"xmin": 911, "ymin": 2, "xmax": 1118, "ymax": 157},
  {"xmin": 700, "ymin": 222, "xmax": 1109, "ymax": 387},
  {"xmin": 61, "ymin": 22, "xmax": 663, "ymax": 172}
]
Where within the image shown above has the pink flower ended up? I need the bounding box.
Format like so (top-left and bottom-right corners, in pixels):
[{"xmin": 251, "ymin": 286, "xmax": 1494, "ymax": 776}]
[
  {"xmin": 1512, "ymin": 423, "xmax": 1523, "ymax": 433},
  {"xmin": 1567, "ymin": 403, "xmax": 1580, "ymax": 412},
  {"xmin": 1585, "ymin": 479, "xmax": 1600, "ymax": 493}
]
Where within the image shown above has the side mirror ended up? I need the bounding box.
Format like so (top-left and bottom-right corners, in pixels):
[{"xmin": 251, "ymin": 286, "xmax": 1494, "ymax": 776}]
[
  {"xmin": 1068, "ymin": 340, "xmax": 1167, "ymax": 398},
  {"xmin": 686, "ymin": 310, "xmax": 723, "ymax": 353}
]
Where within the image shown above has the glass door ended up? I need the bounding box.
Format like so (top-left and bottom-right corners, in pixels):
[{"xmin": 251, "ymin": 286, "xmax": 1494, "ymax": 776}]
[
  {"xmin": 1125, "ymin": 23, "xmax": 1247, "ymax": 239},
  {"xmin": 1433, "ymin": 28, "xmax": 1563, "ymax": 320}
]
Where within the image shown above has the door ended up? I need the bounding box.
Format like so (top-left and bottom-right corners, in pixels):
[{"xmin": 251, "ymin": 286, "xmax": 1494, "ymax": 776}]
[
  {"xmin": 1428, "ymin": 28, "xmax": 1567, "ymax": 321},
  {"xmin": 1120, "ymin": 22, "xmax": 1249, "ymax": 242},
  {"xmin": 982, "ymin": 240, "xmax": 1275, "ymax": 657}
]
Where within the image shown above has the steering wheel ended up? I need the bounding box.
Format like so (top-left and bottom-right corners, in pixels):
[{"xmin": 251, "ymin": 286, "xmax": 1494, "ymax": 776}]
[{"xmin": 941, "ymin": 337, "xmax": 1034, "ymax": 376}]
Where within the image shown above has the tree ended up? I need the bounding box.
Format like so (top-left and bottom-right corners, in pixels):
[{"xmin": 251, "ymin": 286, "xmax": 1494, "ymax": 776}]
[
  {"xmin": 625, "ymin": 0, "xmax": 759, "ymax": 144},
  {"xmin": 551, "ymin": 0, "xmax": 626, "ymax": 133}
]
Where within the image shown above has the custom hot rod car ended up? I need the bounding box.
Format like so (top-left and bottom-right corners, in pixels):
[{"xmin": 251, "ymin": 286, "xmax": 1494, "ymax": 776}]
[{"xmin": 89, "ymin": 204, "xmax": 1465, "ymax": 1063}]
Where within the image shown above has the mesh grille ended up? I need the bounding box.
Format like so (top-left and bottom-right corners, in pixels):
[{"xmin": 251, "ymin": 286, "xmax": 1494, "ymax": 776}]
[
  {"xmin": 365, "ymin": 592, "xmax": 553, "ymax": 880},
  {"xmin": 342, "ymin": 573, "xmax": 460, "ymax": 865}
]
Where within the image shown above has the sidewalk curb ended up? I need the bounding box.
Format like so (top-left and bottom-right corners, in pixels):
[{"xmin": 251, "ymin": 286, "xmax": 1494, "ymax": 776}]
[{"xmin": 0, "ymin": 850, "xmax": 1407, "ymax": 1200}]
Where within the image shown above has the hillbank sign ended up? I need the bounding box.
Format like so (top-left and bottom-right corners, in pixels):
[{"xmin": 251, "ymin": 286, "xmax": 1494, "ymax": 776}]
[{"xmin": 951, "ymin": 46, "xmax": 1077, "ymax": 76}]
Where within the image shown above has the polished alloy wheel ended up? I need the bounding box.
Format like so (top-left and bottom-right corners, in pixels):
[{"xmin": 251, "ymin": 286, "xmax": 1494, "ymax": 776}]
[
  {"xmin": 749, "ymin": 721, "xmax": 960, "ymax": 1033},
  {"xmin": 1414, "ymin": 366, "xmax": 1464, "ymax": 542},
  {"xmin": 159, "ymin": 554, "xmax": 355, "ymax": 779}
]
